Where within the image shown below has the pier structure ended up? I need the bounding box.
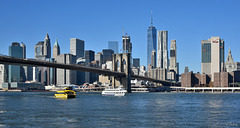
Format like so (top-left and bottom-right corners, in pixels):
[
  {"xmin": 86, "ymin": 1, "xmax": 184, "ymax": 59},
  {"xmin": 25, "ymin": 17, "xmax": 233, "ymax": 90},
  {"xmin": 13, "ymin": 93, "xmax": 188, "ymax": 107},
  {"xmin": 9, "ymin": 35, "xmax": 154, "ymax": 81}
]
[{"xmin": 171, "ymin": 87, "xmax": 240, "ymax": 93}]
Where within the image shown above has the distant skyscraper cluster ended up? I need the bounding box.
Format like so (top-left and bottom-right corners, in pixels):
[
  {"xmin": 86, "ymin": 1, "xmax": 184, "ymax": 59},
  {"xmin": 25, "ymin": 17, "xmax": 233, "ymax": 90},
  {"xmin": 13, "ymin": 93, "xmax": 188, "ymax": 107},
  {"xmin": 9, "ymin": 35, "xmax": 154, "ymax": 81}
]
[
  {"xmin": 147, "ymin": 11, "xmax": 179, "ymax": 82},
  {"xmin": 181, "ymin": 36, "xmax": 240, "ymax": 88},
  {"xmin": 3, "ymin": 11, "xmax": 240, "ymax": 90}
]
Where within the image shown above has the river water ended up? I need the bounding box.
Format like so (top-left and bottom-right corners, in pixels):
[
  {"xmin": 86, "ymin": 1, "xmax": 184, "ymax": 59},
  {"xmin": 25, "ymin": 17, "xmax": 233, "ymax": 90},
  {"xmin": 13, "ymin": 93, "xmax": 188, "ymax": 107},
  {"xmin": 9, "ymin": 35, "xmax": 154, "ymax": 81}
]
[{"xmin": 0, "ymin": 92, "xmax": 240, "ymax": 128}]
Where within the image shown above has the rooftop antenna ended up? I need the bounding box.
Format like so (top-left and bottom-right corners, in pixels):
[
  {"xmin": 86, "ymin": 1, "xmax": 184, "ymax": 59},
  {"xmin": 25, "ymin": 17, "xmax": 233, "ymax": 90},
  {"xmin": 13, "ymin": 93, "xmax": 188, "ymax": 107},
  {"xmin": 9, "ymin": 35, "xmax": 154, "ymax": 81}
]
[
  {"xmin": 122, "ymin": 27, "xmax": 125, "ymax": 37},
  {"xmin": 151, "ymin": 10, "xmax": 153, "ymax": 26}
]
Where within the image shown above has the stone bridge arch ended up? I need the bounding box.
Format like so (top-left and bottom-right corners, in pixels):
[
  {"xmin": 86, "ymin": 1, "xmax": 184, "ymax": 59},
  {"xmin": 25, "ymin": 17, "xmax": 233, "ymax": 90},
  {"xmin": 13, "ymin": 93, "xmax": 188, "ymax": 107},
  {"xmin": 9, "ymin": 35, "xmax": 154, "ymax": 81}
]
[{"xmin": 112, "ymin": 53, "xmax": 131, "ymax": 92}]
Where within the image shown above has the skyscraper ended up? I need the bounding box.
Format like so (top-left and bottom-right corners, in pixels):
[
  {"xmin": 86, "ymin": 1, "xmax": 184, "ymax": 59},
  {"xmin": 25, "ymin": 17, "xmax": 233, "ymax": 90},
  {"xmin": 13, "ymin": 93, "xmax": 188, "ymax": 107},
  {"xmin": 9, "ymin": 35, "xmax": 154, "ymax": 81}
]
[
  {"xmin": 70, "ymin": 38, "xmax": 84, "ymax": 59},
  {"xmin": 157, "ymin": 30, "xmax": 168, "ymax": 70},
  {"xmin": 147, "ymin": 11, "xmax": 157, "ymax": 67},
  {"xmin": 95, "ymin": 52, "xmax": 103, "ymax": 67},
  {"xmin": 85, "ymin": 50, "xmax": 97, "ymax": 84},
  {"xmin": 85, "ymin": 50, "xmax": 95, "ymax": 63},
  {"xmin": 151, "ymin": 50, "xmax": 156, "ymax": 68},
  {"xmin": 133, "ymin": 58, "xmax": 140, "ymax": 68},
  {"xmin": 44, "ymin": 33, "xmax": 51, "ymax": 58},
  {"xmin": 168, "ymin": 40, "xmax": 178, "ymax": 81},
  {"xmin": 35, "ymin": 41, "xmax": 45, "ymax": 59},
  {"xmin": 8, "ymin": 42, "xmax": 23, "ymax": 83},
  {"xmin": 56, "ymin": 54, "xmax": 77, "ymax": 85},
  {"xmin": 108, "ymin": 41, "xmax": 119, "ymax": 54},
  {"xmin": 20, "ymin": 42, "xmax": 27, "ymax": 82},
  {"xmin": 184, "ymin": 66, "xmax": 189, "ymax": 73},
  {"xmin": 122, "ymin": 35, "xmax": 132, "ymax": 53},
  {"xmin": 169, "ymin": 40, "xmax": 177, "ymax": 73},
  {"xmin": 53, "ymin": 39, "xmax": 60, "ymax": 60},
  {"xmin": 225, "ymin": 47, "xmax": 240, "ymax": 72},
  {"xmin": 201, "ymin": 36, "xmax": 224, "ymax": 80},
  {"xmin": 102, "ymin": 49, "xmax": 114, "ymax": 64},
  {"xmin": 0, "ymin": 64, "xmax": 8, "ymax": 86},
  {"xmin": 20, "ymin": 42, "xmax": 26, "ymax": 59},
  {"xmin": 35, "ymin": 33, "xmax": 51, "ymax": 60}
]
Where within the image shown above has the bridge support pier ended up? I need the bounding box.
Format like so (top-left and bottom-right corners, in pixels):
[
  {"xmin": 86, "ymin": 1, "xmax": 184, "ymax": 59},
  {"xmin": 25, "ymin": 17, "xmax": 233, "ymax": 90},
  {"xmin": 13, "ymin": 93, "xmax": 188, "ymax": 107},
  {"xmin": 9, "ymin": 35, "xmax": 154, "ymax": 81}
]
[
  {"xmin": 112, "ymin": 53, "xmax": 131, "ymax": 93},
  {"xmin": 112, "ymin": 76, "xmax": 131, "ymax": 93}
]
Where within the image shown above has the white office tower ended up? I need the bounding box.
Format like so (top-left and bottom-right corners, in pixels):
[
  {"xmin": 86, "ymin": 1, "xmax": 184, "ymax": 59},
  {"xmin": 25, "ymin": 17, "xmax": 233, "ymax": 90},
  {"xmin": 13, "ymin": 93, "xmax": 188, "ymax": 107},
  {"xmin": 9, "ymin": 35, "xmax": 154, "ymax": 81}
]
[{"xmin": 201, "ymin": 36, "xmax": 224, "ymax": 81}]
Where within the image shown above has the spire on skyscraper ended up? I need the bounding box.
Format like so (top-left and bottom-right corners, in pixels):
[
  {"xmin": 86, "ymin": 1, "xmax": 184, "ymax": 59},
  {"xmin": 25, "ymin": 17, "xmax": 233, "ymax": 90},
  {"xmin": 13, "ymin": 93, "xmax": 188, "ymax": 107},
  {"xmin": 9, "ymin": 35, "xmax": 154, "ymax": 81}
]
[
  {"xmin": 151, "ymin": 10, "xmax": 153, "ymax": 26},
  {"xmin": 54, "ymin": 39, "xmax": 59, "ymax": 47},
  {"xmin": 226, "ymin": 47, "xmax": 233, "ymax": 62},
  {"xmin": 45, "ymin": 33, "xmax": 49, "ymax": 40}
]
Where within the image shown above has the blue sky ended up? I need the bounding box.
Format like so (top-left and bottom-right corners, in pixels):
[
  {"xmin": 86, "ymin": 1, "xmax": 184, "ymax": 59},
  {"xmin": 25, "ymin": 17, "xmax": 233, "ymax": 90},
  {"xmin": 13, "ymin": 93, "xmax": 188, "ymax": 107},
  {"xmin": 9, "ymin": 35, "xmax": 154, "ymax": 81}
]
[{"xmin": 0, "ymin": 0, "xmax": 240, "ymax": 73}]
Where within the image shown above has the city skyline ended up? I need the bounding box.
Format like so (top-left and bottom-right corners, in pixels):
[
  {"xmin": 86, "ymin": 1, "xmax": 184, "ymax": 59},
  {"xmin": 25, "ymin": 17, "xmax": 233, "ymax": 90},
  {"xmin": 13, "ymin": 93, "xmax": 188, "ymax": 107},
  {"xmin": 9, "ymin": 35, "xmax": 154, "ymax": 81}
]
[{"xmin": 0, "ymin": 0, "xmax": 240, "ymax": 74}]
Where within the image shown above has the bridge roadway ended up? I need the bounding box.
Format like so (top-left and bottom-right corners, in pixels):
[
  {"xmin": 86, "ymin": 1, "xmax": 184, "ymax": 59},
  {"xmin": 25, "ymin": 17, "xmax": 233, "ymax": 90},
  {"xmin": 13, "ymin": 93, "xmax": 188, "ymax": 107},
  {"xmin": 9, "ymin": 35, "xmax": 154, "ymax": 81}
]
[{"xmin": 0, "ymin": 56, "xmax": 173, "ymax": 85}]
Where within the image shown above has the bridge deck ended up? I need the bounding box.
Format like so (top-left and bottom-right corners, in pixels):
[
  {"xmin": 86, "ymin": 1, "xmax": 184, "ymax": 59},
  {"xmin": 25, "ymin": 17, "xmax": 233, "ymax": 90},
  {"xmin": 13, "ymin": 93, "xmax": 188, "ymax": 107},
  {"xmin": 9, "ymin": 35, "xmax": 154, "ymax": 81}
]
[{"xmin": 0, "ymin": 56, "xmax": 173, "ymax": 85}]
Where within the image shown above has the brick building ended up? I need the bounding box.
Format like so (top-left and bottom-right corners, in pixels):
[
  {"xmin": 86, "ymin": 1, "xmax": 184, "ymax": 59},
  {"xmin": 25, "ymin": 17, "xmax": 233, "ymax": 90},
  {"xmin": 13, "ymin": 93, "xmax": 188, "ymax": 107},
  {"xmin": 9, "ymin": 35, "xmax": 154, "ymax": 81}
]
[{"xmin": 181, "ymin": 71, "xmax": 240, "ymax": 87}]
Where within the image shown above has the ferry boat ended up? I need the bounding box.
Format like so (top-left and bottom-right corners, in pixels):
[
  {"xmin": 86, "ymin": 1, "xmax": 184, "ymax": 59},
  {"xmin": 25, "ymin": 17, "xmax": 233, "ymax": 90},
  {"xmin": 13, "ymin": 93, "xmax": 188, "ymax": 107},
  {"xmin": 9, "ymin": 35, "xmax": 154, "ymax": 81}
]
[
  {"xmin": 54, "ymin": 89, "xmax": 76, "ymax": 98},
  {"xmin": 102, "ymin": 87, "xmax": 127, "ymax": 96}
]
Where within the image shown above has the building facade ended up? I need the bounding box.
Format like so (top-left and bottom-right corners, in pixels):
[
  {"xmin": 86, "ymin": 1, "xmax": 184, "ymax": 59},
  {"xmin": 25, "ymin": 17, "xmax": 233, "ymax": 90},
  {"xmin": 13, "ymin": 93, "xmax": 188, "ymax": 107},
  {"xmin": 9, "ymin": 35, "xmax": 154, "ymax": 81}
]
[
  {"xmin": 56, "ymin": 54, "xmax": 77, "ymax": 85},
  {"xmin": 181, "ymin": 71, "xmax": 240, "ymax": 88},
  {"xmin": 151, "ymin": 50, "xmax": 156, "ymax": 68},
  {"xmin": 0, "ymin": 64, "xmax": 8, "ymax": 87},
  {"xmin": 20, "ymin": 42, "xmax": 26, "ymax": 59},
  {"xmin": 76, "ymin": 57, "xmax": 86, "ymax": 85},
  {"xmin": 225, "ymin": 48, "xmax": 240, "ymax": 72},
  {"xmin": 108, "ymin": 41, "xmax": 119, "ymax": 54},
  {"xmin": 85, "ymin": 50, "xmax": 95, "ymax": 63},
  {"xmin": 70, "ymin": 38, "xmax": 84, "ymax": 59},
  {"xmin": 44, "ymin": 33, "xmax": 51, "ymax": 58},
  {"xmin": 201, "ymin": 36, "xmax": 224, "ymax": 80},
  {"xmin": 9, "ymin": 42, "xmax": 23, "ymax": 83},
  {"xmin": 95, "ymin": 52, "xmax": 103, "ymax": 67},
  {"xmin": 169, "ymin": 40, "xmax": 178, "ymax": 81},
  {"xmin": 122, "ymin": 35, "xmax": 132, "ymax": 53},
  {"xmin": 53, "ymin": 39, "xmax": 60, "ymax": 60},
  {"xmin": 35, "ymin": 33, "xmax": 52, "ymax": 60},
  {"xmin": 35, "ymin": 41, "xmax": 45, "ymax": 60},
  {"xmin": 147, "ymin": 25, "xmax": 157, "ymax": 67},
  {"xmin": 102, "ymin": 49, "xmax": 114, "ymax": 64},
  {"xmin": 157, "ymin": 30, "xmax": 168, "ymax": 70},
  {"xmin": 133, "ymin": 58, "xmax": 140, "ymax": 68}
]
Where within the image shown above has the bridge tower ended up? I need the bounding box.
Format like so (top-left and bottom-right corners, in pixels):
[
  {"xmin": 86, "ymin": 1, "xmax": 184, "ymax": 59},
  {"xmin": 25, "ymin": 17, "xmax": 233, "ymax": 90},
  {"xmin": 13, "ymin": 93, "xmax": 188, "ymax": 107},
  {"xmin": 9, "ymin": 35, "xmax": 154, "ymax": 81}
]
[{"xmin": 112, "ymin": 53, "xmax": 131, "ymax": 93}]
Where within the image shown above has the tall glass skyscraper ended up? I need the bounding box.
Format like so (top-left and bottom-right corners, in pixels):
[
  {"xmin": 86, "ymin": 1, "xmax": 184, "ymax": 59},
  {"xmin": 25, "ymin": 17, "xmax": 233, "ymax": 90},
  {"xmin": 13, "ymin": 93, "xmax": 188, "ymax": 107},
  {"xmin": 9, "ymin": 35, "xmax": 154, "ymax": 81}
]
[
  {"xmin": 9, "ymin": 42, "xmax": 23, "ymax": 83},
  {"xmin": 108, "ymin": 41, "xmax": 118, "ymax": 54},
  {"xmin": 147, "ymin": 11, "xmax": 157, "ymax": 67}
]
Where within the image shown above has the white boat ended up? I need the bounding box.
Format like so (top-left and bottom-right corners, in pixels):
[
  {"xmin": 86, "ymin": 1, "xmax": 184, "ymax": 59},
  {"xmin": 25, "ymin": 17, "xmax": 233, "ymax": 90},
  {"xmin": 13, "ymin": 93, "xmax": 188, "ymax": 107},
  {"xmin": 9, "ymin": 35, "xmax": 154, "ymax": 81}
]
[{"xmin": 102, "ymin": 87, "xmax": 127, "ymax": 96}]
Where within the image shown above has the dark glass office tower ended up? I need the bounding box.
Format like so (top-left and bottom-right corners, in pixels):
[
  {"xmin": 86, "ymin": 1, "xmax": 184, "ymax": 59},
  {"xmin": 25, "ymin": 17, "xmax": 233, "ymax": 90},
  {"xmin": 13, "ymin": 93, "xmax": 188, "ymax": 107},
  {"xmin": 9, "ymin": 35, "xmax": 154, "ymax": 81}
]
[
  {"xmin": 85, "ymin": 50, "xmax": 95, "ymax": 63},
  {"xmin": 147, "ymin": 11, "xmax": 157, "ymax": 67},
  {"xmin": 9, "ymin": 42, "xmax": 23, "ymax": 83},
  {"xmin": 108, "ymin": 41, "xmax": 119, "ymax": 54}
]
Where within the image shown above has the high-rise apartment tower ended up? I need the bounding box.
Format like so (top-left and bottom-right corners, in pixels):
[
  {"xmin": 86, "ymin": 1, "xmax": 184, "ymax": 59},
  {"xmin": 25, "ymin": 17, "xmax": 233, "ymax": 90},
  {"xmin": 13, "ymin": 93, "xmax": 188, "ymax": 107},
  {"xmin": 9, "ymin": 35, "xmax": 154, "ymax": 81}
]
[{"xmin": 157, "ymin": 30, "xmax": 168, "ymax": 70}]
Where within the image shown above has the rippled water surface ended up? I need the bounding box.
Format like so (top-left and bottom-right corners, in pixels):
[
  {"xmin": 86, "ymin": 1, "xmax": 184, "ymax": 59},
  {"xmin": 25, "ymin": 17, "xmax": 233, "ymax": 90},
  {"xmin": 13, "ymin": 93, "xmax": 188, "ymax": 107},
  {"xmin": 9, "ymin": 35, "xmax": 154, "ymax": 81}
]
[{"xmin": 0, "ymin": 92, "xmax": 240, "ymax": 127}]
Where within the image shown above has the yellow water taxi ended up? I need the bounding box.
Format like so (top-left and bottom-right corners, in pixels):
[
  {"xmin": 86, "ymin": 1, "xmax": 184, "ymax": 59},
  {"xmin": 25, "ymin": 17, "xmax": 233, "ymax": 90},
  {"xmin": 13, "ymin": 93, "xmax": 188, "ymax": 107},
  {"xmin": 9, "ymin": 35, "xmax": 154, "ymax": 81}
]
[{"xmin": 54, "ymin": 90, "xmax": 76, "ymax": 98}]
